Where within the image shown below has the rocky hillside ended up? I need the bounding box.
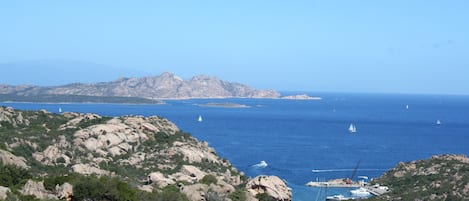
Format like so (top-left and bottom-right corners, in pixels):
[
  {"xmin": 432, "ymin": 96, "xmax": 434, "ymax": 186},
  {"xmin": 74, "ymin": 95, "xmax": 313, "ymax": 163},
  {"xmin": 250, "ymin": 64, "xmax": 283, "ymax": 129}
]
[
  {"xmin": 368, "ymin": 154, "xmax": 469, "ymax": 201},
  {"xmin": 0, "ymin": 106, "xmax": 291, "ymax": 201},
  {"xmin": 0, "ymin": 72, "xmax": 281, "ymax": 100}
]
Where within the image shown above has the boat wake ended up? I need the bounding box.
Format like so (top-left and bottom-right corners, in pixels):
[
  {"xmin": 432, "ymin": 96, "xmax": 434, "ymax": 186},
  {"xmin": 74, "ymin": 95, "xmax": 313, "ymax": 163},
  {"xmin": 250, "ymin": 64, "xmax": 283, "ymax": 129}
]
[
  {"xmin": 312, "ymin": 168, "xmax": 385, "ymax": 173},
  {"xmin": 252, "ymin": 160, "xmax": 268, "ymax": 168}
]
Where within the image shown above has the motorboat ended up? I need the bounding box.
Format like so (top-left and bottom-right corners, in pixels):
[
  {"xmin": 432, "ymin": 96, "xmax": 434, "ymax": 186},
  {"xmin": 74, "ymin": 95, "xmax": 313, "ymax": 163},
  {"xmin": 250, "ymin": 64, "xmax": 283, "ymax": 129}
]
[{"xmin": 350, "ymin": 187, "xmax": 370, "ymax": 196}]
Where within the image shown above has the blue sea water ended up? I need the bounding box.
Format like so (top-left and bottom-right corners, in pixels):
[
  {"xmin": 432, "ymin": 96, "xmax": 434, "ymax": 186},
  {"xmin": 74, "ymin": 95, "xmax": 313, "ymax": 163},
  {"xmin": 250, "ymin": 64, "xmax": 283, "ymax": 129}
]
[{"xmin": 2, "ymin": 93, "xmax": 469, "ymax": 200}]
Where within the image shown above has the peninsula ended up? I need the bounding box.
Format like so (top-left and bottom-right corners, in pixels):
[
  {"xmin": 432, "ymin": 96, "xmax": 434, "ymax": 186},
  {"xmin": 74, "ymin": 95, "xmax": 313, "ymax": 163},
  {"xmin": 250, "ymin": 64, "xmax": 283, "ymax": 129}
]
[{"xmin": 0, "ymin": 72, "xmax": 319, "ymax": 103}]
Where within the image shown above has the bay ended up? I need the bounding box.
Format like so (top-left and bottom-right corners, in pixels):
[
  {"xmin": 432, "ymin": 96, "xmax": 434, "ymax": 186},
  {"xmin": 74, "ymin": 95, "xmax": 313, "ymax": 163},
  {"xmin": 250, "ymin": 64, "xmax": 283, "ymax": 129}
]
[{"xmin": 3, "ymin": 93, "xmax": 469, "ymax": 200}]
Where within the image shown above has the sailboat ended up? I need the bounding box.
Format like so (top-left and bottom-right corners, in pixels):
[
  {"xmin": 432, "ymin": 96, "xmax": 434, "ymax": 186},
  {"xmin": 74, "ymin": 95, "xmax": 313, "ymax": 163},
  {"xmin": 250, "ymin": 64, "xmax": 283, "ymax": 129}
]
[
  {"xmin": 58, "ymin": 107, "xmax": 62, "ymax": 113},
  {"xmin": 198, "ymin": 115, "xmax": 203, "ymax": 122},
  {"xmin": 436, "ymin": 120, "xmax": 441, "ymax": 125},
  {"xmin": 348, "ymin": 123, "xmax": 357, "ymax": 133}
]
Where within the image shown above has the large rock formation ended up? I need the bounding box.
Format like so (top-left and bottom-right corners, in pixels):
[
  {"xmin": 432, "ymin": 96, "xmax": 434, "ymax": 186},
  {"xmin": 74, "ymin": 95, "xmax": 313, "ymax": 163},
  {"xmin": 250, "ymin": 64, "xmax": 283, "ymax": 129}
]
[
  {"xmin": 246, "ymin": 175, "xmax": 292, "ymax": 201},
  {"xmin": 0, "ymin": 72, "xmax": 281, "ymax": 100},
  {"xmin": 0, "ymin": 106, "xmax": 30, "ymax": 127},
  {"xmin": 56, "ymin": 182, "xmax": 73, "ymax": 201},
  {"xmin": 0, "ymin": 186, "xmax": 10, "ymax": 200},
  {"xmin": 0, "ymin": 149, "xmax": 29, "ymax": 169},
  {"xmin": 20, "ymin": 180, "xmax": 56, "ymax": 200}
]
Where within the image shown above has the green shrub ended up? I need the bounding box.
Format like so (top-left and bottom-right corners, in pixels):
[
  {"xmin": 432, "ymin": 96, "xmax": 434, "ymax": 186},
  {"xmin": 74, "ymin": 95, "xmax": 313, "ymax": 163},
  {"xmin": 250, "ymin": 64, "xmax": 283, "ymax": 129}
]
[
  {"xmin": 0, "ymin": 165, "xmax": 32, "ymax": 188},
  {"xmin": 200, "ymin": 174, "xmax": 218, "ymax": 185},
  {"xmin": 73, "ymin": 176, "xmax": 106, "ymax": 201},
  {"xmin": 72, "ymin": 175, "xmax": 140, "ymax": 201},
  {"xmin": 256, "ymin": 192, "xmax": 275, "ymax": 201},
  {"xmin": 157, "ymin": 185, "xmax": 189, "ymax": 201},
  {"xmin": 228, "ymin": 189, "xmax": 247, "ymax": 201},
  {"xmin": 55, "ymin": 157, "xmax": 66, "ymax": 164},
  {"xmin": 43, "ymin": 175, "xmax": 74, "ymax": 191},
  {"xmin": 16, "ymin": 194, "xmax": 40, "ymax": 201}
]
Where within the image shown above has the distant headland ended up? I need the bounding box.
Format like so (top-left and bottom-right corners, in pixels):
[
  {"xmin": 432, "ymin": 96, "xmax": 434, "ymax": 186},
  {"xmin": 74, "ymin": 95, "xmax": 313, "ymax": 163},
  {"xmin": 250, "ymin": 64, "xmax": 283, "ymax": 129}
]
[{"xmin": 0, "ymin": 72, "xmax": 319, "ymax": 103}]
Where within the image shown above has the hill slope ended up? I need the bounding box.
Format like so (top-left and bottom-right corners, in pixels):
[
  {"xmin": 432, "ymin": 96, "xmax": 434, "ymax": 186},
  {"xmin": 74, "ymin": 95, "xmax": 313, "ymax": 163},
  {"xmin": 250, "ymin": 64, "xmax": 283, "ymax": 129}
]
[
  {"xmin": 0, "ymin": 106, "xmax": 292, "ymax": 201},
  {"xmin": 0, "ymin": 106, "xmax": 247, "ymax": 200},
  {"xmin": 368, "ymin": 154, "xmax": 469, "ymax": 200},
  {"xmin": 0, "ymin": 72, "xmax": 281, "ymax": 100}
]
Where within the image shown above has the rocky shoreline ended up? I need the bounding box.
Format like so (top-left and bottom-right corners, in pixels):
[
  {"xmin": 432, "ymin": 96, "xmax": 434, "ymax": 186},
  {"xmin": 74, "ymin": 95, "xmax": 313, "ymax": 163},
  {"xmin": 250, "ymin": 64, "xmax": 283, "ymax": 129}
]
[{"xmin": 0, "ymin": 106, "xmax": 292, "ymax": 201}]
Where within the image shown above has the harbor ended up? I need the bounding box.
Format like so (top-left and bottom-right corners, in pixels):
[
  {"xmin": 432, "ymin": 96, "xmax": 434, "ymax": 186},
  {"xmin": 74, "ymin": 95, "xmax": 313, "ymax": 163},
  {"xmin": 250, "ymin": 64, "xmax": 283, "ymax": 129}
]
[
  {"xmin": 307, "ymin": 178, "xmax": 389, "ymax": 200},
  {"xmin": 306, "ymin": 180, "xmax": 361, "ymax": 188}
]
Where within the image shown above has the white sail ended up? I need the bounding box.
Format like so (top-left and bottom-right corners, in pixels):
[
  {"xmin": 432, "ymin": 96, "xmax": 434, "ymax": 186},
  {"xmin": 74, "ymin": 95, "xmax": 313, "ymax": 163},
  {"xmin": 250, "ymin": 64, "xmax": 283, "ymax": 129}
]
[
  {"xmin": 198, "ymin": 115, "xmax": 203, "ymax": 122},
  {"xmin": 349, "ymin": 123, "xmax": 356, "ymax": 133},
  {"xmin": 59, "ymin": 107, "xmax": 62, "ymax": 113},
  {"xmin": 436, "ymin": 120, "xmax": 441, "ymax": 125}
]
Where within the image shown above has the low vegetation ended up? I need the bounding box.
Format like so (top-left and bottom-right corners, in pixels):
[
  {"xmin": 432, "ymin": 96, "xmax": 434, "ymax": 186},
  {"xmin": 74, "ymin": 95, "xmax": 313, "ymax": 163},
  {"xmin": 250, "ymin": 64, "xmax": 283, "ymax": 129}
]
[
  {"xmin": 0, "ymin": 106, "xmax": 248, "ymax": 200},
  {"xmin": 367, "ymin": 154, "xmax": 469, "ymax": 200}
]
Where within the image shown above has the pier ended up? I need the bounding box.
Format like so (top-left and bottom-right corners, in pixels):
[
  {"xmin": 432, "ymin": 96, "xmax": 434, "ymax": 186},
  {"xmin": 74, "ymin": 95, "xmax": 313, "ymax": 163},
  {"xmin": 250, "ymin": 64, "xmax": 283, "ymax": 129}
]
[
  {"xmin": 306, "ymin": 181, "xmax": 360, "ymax": 188},
  {"xmin": 363, "ymin": 186, "xmax": 389, "ymax": 196},
  {"xmin": 307, "ymin": 180, "xmax": 390, "ymax": 197}
]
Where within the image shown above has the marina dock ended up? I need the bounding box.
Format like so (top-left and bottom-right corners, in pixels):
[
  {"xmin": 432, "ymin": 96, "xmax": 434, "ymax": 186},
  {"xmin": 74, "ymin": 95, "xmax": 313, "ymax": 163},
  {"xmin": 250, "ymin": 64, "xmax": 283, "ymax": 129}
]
[
  {"xmin": 306, "ymin": 181, "xmax": 361, "ymax": 188},
  {"xmin": 307, "ymin": 180, "xmax": 390, "ymax": 197},
  {"xmin": 363, "ymin": 186, "xmax": 388, "ymax": 196}
]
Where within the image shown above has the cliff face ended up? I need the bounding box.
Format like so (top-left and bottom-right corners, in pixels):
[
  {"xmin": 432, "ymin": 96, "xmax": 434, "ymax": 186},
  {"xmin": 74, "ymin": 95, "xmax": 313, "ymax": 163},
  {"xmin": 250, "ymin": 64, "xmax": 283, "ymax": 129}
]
[
  {"xmin": 368, "ymin": 154, "xmax": 469, "ymax": 201},
  {"xmin": 0, "ymin": 72, "xmax": 281, "ymax": 100}
]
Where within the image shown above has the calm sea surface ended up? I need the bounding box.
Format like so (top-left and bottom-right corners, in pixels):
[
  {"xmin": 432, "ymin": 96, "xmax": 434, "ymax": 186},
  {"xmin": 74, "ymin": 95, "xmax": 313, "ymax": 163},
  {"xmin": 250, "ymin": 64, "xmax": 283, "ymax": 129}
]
[{"xmin": 3, "ymin": 93, "xmax": 469, "ymax": 200}]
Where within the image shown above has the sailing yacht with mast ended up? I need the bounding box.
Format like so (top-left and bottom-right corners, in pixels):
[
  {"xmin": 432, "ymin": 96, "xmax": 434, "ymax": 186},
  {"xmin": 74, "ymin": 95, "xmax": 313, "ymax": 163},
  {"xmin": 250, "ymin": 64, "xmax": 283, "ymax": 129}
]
[
  {"xmin": 348, "ymin": 123, "xmax": 357, "ymax": 133},
  {"xmin": 198, "ymin": 115, "xmax": 203, "ymax": 122}
]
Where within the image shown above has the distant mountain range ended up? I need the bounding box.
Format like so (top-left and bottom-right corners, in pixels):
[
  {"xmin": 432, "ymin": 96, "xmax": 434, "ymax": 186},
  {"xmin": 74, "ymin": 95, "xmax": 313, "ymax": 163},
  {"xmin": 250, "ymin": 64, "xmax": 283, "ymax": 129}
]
[{"xmin": 0, "ymin": 72, "xmax": 286, "ymax": 102}]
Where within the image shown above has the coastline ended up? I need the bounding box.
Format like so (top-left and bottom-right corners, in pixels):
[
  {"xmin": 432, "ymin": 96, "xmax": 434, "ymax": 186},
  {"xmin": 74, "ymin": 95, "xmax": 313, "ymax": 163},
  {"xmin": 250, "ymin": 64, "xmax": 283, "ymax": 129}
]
[
  {"xmin": 0, "ymin": 95, "xmax": 322, "ymax": 105},
  {"xmin": 196, "ymin": 102, "xmax": 251, "ymax": 108},
  {"xmin": 0, "ymin": 101, "xmax": 167, "ymax": 106}
]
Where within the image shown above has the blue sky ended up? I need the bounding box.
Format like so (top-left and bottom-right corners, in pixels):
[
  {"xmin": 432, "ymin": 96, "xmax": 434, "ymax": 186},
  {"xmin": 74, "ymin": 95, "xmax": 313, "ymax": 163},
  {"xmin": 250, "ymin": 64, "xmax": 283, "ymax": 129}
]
[{"xmin": 0, "ymin": 1, "xmax": 468, "ymax": 94}]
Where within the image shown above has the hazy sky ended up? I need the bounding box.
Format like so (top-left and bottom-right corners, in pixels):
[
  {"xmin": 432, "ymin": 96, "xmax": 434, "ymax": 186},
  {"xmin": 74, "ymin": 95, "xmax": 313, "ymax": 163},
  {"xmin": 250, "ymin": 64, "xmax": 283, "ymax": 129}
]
[{"xmin": 1, "ymin": 1, "xmax": 468, "ymax": 94}]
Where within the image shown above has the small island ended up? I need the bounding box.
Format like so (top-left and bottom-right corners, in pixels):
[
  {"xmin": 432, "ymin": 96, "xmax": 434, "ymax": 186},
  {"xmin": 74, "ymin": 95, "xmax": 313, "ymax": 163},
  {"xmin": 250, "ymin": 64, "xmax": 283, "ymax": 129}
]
[
  {"xmin": 281, "ymin": 94, "xmax": 322, "ymax": 100},
  {"xmin": 197, "ymin": 102, "xmax": 251, "ymax": 108}
]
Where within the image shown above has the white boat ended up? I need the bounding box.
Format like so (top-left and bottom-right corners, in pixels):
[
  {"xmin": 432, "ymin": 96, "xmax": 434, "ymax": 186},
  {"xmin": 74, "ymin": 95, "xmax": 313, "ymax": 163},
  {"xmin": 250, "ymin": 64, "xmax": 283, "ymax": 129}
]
[
  {"xmin": 436, "ymin": 120, "xmax": 441, "ymax": 125},
  {"xmin": 350, "ymin": 187, "xmax": 370, "ymax": 196},
  {"xmin": 58, "ymin": 107, "xmax": 62, "ymax": 113},
  {"xmin": 357, "ymin": 176, "xmax": 368, "ymax": 180},
  {"xmin": 406, "ymin": 105, "xmax": 409, "ymax": 109},
  {"xmin": 326, "ymin": 194, "xmax": 350, "ymax": 201},
  {"xmin": 198, "ymin": 115, "xmax": 203, "ymax": 122},
  {"xmin": 348, "ymin": 123, "xmax": 357, "ymax": 133},
  {"xmin": 253, "ymin": 160, "xmax": 268, "ymax": 168}
]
